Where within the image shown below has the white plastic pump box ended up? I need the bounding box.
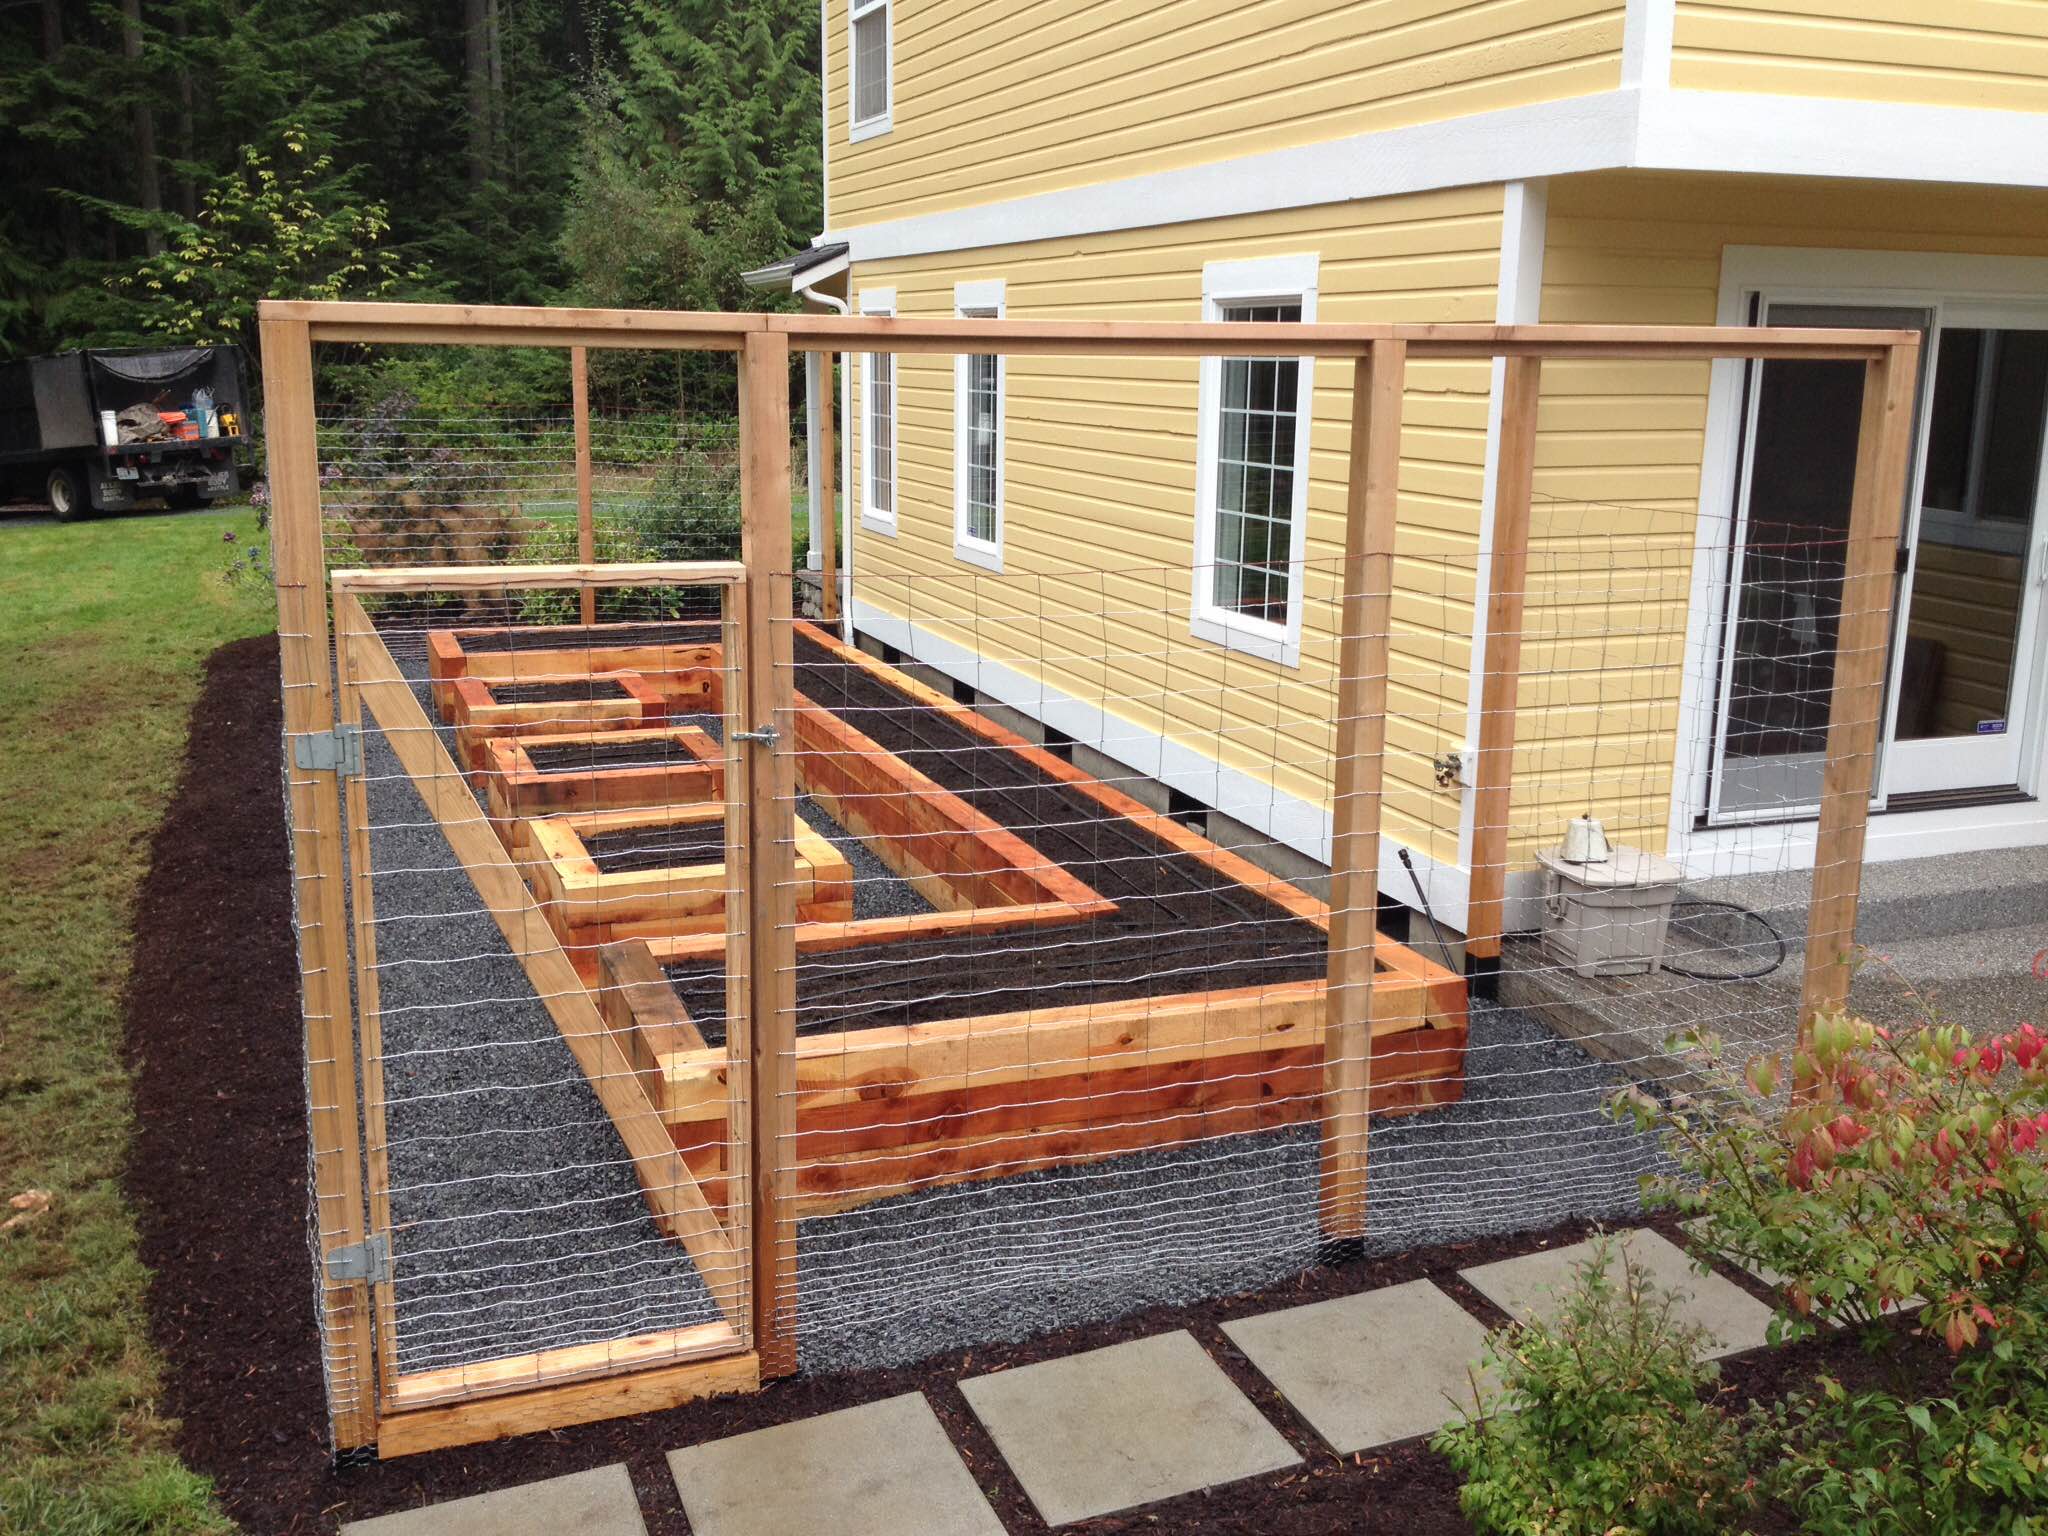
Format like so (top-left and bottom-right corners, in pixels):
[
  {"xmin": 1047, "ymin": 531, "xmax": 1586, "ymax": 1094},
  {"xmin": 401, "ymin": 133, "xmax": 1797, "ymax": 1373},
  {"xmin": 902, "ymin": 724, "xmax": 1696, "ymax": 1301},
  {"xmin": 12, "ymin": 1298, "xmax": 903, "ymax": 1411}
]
[{"xmin": 1534, "ymin": 845, "xmax": 1687, "ymax": 978}]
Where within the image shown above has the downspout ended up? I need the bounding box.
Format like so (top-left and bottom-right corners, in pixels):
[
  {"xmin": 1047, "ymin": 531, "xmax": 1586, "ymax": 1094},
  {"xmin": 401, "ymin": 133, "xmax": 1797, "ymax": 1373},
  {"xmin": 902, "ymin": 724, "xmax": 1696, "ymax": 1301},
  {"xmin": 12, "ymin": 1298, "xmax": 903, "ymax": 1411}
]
[{"xmin": 797, "ymin": 280, "xmax": 853, "ymax": 643}]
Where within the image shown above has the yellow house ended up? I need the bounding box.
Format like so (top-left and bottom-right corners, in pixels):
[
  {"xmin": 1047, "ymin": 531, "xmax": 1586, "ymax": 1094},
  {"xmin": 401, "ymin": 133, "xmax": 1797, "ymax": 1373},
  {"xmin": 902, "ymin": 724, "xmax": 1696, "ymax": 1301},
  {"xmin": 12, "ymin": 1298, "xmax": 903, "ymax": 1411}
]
[{"xmin": 755, "ymin": 0, "xmax": 2048, "ymax": 956}]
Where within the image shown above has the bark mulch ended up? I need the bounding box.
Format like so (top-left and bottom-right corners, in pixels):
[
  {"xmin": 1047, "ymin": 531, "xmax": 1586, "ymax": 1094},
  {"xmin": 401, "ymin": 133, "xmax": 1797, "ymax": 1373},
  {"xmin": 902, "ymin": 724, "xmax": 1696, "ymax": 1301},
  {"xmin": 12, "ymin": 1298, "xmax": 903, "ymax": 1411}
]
[{"xmin": 124, "ymin": 633, "xmax": 1951, "ymax": 1536}]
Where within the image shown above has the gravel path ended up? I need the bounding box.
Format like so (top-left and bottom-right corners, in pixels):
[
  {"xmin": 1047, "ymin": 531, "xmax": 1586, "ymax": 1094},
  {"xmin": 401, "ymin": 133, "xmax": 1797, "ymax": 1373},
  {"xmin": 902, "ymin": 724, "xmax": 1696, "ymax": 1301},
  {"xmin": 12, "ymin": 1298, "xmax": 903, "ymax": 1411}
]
[
  {"xmin": 361, "ymin": 659, "xmax": 719, "ymax": 1376},
  {"xmin": 794, "ymin": 999, "xmax": 1672, "ymax": 1374}
]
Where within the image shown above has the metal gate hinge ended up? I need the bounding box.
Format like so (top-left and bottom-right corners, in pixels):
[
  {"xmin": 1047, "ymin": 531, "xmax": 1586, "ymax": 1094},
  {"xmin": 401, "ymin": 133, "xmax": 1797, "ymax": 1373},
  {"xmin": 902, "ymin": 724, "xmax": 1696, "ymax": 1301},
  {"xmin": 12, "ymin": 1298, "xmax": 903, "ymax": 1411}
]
[
  {"xmin": 326, "ymin": 1232, "xmax": 390, "ymax": 1285},
  {"xmin": 294, "ymin": 724, "xmax": 363, "ymax": 776},
  {"xmin": 733, "ymin": 724, "xmax": 781, "ymax": 747}
]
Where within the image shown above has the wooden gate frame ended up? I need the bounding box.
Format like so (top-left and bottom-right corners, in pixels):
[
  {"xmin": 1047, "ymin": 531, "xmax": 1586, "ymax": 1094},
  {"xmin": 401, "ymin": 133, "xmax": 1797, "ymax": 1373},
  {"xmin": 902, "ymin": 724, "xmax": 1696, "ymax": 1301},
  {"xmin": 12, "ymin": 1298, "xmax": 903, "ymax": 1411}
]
[{"xmin": 262, "ymin": 301, "xmax": 1921, "ymax": 1456}]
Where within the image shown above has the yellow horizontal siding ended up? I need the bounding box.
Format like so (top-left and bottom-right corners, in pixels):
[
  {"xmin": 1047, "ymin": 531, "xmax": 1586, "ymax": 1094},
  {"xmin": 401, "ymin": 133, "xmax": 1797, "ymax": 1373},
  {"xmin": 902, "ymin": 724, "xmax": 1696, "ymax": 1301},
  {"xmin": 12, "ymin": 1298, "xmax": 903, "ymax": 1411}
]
[
  {"xmin": 1524, "ymin": 169, "xmax": 2048, "ymax": 865},
  {"xmin": 847, "ymin": 188, "xmax": 1503, "ymax": 867},
  {"xmin": 1672, "ymin": 0, "xmax": 2048, "ymax": 113},
  {"xmin": 825, "ymin": 0, "xmax": 1624, "ymax": 226}
]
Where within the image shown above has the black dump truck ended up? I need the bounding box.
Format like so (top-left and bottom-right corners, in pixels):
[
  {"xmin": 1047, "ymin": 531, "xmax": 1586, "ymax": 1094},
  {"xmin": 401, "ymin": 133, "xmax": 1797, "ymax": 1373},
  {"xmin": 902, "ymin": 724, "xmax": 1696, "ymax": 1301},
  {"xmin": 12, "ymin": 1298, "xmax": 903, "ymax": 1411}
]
[{"xmin": 0, "ymin": 345, "xmax": 249, "ymax": 518}]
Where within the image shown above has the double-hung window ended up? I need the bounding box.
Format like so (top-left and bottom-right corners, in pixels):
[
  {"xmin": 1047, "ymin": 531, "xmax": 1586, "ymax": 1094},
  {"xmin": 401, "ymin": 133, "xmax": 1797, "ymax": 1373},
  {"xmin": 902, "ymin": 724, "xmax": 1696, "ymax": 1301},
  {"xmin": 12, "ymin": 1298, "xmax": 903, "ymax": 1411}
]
[
  {"xmin": 953, "ymin": 279, "xmax": 1005, "ymax": 571},
  {"xmin": 859, "ymin": 288, "xmax": 896, "ymax": 536},
  {"xmin": 1191, "ymin": 255, "xmax": 1318, "ymax": 667},
  {"xmin": 849, "ymin": 0, "xmax": 892, "ymax": 141}
]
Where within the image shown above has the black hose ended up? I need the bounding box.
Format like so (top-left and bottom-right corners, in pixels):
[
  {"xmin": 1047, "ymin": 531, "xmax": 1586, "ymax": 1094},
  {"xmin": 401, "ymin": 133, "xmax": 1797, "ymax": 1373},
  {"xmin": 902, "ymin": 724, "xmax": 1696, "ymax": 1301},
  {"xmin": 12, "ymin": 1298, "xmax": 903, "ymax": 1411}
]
[
  {"xmin": 1658, "ymin": 898, "xmax": 1787, "ymax": 981},
  {"xmin": 1398, "ymin": 847, "xmax": 1454, "ymax": 962}
]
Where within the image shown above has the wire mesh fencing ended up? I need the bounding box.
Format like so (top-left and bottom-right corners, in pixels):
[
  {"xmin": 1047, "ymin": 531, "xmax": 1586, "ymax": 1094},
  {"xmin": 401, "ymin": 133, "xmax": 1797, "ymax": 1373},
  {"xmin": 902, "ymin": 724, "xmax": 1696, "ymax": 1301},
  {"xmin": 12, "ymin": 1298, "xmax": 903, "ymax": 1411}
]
[{"xmin": 265, "ymin": 309, "xmax": 1918, "ymax": 1451}]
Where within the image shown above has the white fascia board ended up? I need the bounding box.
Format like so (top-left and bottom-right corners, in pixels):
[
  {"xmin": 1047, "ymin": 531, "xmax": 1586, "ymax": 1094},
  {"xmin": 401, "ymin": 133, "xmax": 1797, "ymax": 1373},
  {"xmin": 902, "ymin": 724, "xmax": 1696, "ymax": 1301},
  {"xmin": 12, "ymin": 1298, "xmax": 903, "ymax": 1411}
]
[
  {"xmin": 823, "ymin": 91, "xmax": 1638, "ymax": 262},
  {"xmin": 824, "ymin": 86, "xmax": 2048, "ymax": 266},
  {"xmin": 1637, "ymin": 89, "xmax": 2048, "ymax": 191}
]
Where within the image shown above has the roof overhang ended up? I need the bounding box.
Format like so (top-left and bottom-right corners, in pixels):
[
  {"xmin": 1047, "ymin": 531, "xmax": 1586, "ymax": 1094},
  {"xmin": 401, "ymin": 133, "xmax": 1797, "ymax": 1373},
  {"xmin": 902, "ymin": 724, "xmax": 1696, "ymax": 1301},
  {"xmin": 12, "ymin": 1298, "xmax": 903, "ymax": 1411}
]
[{"xmin": 740, "ymin": 241, "xmax": 850, "ymax": 295}]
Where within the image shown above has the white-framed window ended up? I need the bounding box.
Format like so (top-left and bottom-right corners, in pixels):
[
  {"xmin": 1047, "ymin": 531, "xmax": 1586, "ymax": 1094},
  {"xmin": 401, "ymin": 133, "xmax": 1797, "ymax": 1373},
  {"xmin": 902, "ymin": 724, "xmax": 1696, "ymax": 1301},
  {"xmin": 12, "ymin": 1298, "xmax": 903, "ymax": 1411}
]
[
  {"xmin": 952, "ymin": 279, "xmax": 1006, "ymax": 572},
  {"xmin": 1191, "ymin": 253, "xmax": 1318, "ymax": 668},
  {"xmin": 848, "ymin": 0, "xmax": 892, "ymax": 142},
  {"xmin": 858, "ymin": 287, "xmax": 897, "ymax": 537}
]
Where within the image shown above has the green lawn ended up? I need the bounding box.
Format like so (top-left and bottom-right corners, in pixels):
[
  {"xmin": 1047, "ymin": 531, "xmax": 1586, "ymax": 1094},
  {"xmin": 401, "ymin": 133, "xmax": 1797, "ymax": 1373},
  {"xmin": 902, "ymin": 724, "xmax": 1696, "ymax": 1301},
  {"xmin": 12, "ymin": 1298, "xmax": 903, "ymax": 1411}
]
[{"xmin": 0, "ymin": 507, "xmax": 273, "ymax": 1536}]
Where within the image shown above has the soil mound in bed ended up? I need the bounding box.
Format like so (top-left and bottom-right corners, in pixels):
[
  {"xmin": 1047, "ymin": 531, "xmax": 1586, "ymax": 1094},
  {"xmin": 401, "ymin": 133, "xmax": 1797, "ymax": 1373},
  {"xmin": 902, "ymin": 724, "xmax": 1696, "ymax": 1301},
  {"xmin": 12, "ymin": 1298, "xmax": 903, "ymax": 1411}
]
[{"xmin": 663, "ymin": 633, "xmax": 1330, "ymax": 1039}]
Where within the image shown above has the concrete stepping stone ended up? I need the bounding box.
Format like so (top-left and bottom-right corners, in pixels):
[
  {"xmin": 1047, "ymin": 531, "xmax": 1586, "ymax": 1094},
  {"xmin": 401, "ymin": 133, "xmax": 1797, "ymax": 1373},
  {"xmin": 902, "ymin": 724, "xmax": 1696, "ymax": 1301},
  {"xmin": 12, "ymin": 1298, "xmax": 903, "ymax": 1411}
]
[
  {"xmin": 960, "ymin": 1330, "xmax": 1299, "ymax": 1527},
  {"xmin": 1221, "ymin": 1279, "xmax": 1496, "ymax": 1453},
  {"xmin": 667, "ymin": 1391, "xmax": 1004, "ymax": 1536},
  {"xmin": 342, "ymin": 1464, "xmax": 644, "ymax": 1536},
  {"xmin": 1460, "ymin": 1227, "xmax": 1774, "ymax": 1359}
]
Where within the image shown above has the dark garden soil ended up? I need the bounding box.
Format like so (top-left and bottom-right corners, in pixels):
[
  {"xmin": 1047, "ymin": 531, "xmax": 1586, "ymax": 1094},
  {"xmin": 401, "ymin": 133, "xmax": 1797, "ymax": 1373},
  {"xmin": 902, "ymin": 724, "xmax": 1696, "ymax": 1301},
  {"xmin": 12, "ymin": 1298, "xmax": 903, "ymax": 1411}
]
[
  {"xmin": 583, "ymin": 818, "xmax": 728, "ymax": 875},
  {"xmin": 125, "ymin": 633, "xmax": 1957, "ymax": 1536},
  {"xmin": 523, "ymin": 734, "xmax": 709, "ymax": 773},
  {"xmin": 486, "ymin": 675, "xmax": 638, "ymax": 706}
]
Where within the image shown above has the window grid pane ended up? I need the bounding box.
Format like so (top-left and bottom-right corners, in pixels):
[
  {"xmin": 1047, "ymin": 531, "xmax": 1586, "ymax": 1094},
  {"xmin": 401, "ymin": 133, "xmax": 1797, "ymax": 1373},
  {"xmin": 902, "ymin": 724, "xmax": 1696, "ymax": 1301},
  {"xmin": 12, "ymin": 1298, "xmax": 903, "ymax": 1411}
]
[
  {"xmin": 963, "ymin": 337, "xmax": 998, "ymax": 544},
  {"xmin": 853, "ymin": 7, "xmax": 888, "ymax": 123},
  {"xmin": 1211, "ymin": 301, "xmax": 1301, "ymax": 623},
  {"xmin": 869, "ymin": 352, "xmax": 893, "ymax": 515}
]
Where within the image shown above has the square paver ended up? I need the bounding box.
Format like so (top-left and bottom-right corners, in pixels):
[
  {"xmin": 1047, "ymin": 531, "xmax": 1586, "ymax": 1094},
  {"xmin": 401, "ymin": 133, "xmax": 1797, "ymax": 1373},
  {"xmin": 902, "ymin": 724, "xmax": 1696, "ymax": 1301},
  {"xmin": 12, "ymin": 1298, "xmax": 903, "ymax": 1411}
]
[
  {"xmin": 1460, "ymin": 1227, "xmax": 1775, "ymax": 1358},
  {"xmin": 667, "ymin": 1391, "xmax": 1004, "ymax": 1536},
  {"xmin": 342, "ymin": 1463, "xmax": 644, "ymax": 1536},
  {"xmin": 960, "ymin": 1329, "xmax": 1299, "ymax": 1526},
  {"xmin": 1221, "ymin": 1280, "xmax": 1496, "ymax": 1453}
]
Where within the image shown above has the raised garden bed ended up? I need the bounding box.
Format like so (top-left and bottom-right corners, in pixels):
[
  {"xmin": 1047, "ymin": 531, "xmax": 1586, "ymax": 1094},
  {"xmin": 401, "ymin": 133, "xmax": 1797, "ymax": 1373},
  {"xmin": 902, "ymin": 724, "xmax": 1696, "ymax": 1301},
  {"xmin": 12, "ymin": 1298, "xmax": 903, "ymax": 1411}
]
[
  {"xmin": 427, "ymin": 621, "xmax": 722, "ymax": 720},
  {"xmin": 596, "ymin": 621, "xmax": 1468, "ymax": 1218},
  {"xmin": 443, "ymin": 670, "xmax": 669, "ymax": 773},
  {"xmin": 481, "ymin": 724, "xmax": 725, "ymax": 848},
  {"xmin": 526, "ymin": 801, "xmax": 854, "ymax": 970}
]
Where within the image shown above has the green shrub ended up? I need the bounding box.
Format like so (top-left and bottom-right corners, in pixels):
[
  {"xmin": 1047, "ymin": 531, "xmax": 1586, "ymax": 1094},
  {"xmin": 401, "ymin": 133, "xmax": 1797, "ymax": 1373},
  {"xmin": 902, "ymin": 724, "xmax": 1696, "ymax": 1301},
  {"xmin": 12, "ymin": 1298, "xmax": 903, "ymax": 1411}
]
[
  {"xmin": 1432, "ymin": 1235, "xmax": 1758, "ymax": 1536},
  {"xmin": 1619, "ymin": 1013, "xmax": 2048, "ymax": 1534},
  {"xmin": 1764, "ymin": 1352, "xmax": 2048, "ymax": 1536},
  {"xmin": 621, "ymin": 433, "xmax": 742, "ymax": 563}
]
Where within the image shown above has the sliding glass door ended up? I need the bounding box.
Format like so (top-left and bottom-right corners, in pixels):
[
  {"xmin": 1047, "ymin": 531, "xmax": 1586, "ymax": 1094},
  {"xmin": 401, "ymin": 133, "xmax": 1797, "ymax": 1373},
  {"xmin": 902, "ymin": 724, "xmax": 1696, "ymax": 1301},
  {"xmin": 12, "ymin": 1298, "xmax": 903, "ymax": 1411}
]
[{"xmin": 1709, "ymin": 298, "xmax": 2048, "ymax": 822}]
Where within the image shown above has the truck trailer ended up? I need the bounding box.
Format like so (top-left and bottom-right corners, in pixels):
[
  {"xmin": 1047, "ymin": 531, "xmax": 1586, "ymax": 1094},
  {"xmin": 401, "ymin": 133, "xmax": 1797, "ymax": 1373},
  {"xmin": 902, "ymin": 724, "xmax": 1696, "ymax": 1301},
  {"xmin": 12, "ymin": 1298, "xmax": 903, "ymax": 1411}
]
[{"xmin": 0, "ymin": 346, "xmax": 248, "ymax": 518}]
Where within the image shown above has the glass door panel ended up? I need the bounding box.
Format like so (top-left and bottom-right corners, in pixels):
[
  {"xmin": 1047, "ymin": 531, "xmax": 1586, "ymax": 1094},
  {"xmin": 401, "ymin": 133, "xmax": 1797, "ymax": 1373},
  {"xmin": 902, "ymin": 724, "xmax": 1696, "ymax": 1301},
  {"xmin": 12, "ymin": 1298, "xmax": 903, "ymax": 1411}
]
[
  {"xmin": 1885, "ymin": 325, "xmax": 2048, "ymax": 795},
  {"xmin": 1710, "ymin": 302, "xmax": 1931, "ymax": 820}
]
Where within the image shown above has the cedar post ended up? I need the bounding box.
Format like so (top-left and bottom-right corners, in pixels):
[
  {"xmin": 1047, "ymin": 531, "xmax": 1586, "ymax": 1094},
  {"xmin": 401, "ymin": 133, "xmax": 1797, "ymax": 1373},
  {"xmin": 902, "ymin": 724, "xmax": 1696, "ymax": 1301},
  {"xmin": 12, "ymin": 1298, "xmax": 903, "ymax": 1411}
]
[
  {"xmin": 260, "ymin": 316, "xmax": 379, "ymax": 1450},
  {"xmin": 816, "ymin": 354, "xmax": 839, "ymax": 623},
  {"xmin": 736, "ymin": 330, "xmax": 800, "ymax": 1376},
  {"xmin": 1798, "ymin": 341, "xmax": 1920, "ymax": 1032},
  {"xmin": 1320, "ymin": 339, "xmax": 1406, "ymax": 1243},
  {"xmin": 572, "ymin": 345, "xmax": 596, "ymax": 625},
  {"xmin": 1464, "ymin": 355, "xmax": 1543, "ymax": 970}
]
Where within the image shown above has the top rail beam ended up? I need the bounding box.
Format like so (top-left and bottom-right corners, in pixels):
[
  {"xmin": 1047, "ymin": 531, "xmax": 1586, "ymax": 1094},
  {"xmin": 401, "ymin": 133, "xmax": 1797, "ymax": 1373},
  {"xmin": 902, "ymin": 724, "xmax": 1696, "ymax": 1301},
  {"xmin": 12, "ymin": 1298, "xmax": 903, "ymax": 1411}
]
[
  {"xmin": 260, "ymin": 300, "xmax": 1913, "ymax": 362},
  {"xmin": 330, "ymin": 562, "xmax": 744, "ymax": 594}
]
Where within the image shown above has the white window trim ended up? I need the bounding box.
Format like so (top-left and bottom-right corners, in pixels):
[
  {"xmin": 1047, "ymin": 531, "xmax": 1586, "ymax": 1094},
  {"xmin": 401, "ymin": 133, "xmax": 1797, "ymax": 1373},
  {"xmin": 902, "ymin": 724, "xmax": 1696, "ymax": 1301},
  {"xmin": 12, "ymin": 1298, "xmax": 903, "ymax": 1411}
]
[
  {"xmin": 1190, "ymin": 253, "xmax": 1319, "ymax": 669},
  {"xmin": 847, "ymin": 0, "xmax": 892, "ymax": 143},
  {"xmin": 952, "ymin": 279, "xmax": 1006, "ymax": 573},
  {"xmin": 858, "ymin": 286, "xmax": 897, "ymax": 538}
]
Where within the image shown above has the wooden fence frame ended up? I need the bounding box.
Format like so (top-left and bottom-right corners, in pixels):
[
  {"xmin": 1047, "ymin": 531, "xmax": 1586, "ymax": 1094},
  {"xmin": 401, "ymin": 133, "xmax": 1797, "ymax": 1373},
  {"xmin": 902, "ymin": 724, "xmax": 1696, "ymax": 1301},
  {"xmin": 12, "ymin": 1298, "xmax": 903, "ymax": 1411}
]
[{"xmin": 260, "ymin": 299, "xmax": 1920, "ymax": 1454}]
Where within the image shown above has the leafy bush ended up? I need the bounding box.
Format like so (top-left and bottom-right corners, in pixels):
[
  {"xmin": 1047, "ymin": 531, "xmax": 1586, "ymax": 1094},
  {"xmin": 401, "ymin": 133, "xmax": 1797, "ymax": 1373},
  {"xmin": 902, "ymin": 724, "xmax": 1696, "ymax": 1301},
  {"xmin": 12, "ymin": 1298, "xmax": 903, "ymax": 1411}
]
[
  {"xmin": 1764, "ymin": 1353, "xmax": 2048, "ymax": 1536},
  {"xmin": 322, "ymin": 391, "xmax": 537, "ymax": 613},
  {"xmin": 1433, "ymin": 1235, "xmax": 1758, "ymax": 1536},
  {"xmin": 620, "ymin": 433, "xmax": 742, "ymax": 563},
  {"xmin": 1619, "ymin": 1012, "xmax": 2048, "ymax": 1534}
]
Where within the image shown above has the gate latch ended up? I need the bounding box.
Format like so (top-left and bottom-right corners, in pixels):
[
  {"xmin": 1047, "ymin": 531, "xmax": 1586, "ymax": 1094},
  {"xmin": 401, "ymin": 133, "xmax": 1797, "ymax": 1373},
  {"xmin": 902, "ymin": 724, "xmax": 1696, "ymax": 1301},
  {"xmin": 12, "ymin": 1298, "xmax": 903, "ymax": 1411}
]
[
  {"xmin": 733, "ymin": 724, "xmax": 781, "ymax": 748},
  {"xmin": 326, "ymin": 1232, "xmax": 391, "ymax": 1285},
  {"xmin": 293, "ymin": 724, "xmax": 363, "ymax": 776}
]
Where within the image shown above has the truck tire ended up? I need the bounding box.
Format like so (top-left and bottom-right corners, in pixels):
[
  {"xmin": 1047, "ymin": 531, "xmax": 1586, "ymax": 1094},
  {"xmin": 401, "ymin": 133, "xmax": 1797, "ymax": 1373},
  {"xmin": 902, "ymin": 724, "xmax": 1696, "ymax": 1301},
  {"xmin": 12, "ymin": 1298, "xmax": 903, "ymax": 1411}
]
[
  {"xmin": 46, "ymin": 464, "xmax": 86, "ymax": 521},
  {"xmin": 168, "ymin": 487, "xmax": 213, "ymax": 511}
]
